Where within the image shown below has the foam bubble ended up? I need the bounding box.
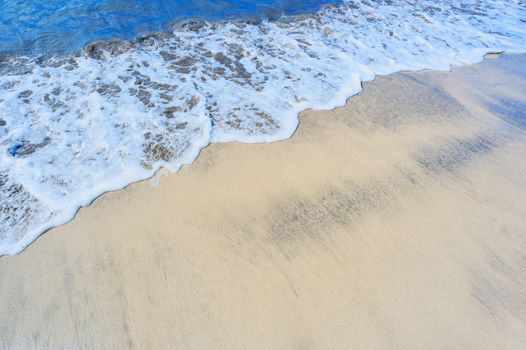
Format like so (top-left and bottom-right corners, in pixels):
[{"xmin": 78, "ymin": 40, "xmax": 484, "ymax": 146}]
[{"xmin": 1, "ymin": 0, "xmax": 525, "ymax": 255}]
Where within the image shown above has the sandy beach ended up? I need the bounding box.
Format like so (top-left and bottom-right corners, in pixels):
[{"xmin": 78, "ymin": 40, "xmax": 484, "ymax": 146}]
[{"xmin": 1, "ymin": 53, "xmax": 526, "ymax": 349}]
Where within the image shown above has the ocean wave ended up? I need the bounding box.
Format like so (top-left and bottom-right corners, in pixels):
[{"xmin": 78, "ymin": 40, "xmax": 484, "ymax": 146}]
[{"xmin": 1, "ymin": 0, "xmax": 525, "ymax": 255}]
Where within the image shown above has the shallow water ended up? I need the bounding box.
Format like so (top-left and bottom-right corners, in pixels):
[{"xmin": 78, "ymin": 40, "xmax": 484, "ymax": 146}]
[
  {"xmin": 0, "ymin": 0, "xmax": 339, "ymax": 56},
  {"xmin": 0, "ymin": 0, "xmax": 525, "ymax": 255}
]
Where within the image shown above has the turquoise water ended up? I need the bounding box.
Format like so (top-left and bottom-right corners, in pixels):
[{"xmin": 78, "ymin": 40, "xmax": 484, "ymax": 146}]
[{"xmin": 0, "ymin": 0, "xmax": 339, "ymax": 55}]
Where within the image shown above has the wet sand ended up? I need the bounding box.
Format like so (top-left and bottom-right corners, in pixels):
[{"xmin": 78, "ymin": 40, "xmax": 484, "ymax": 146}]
[{"xmin": 1, "ymin": 54, "xmax": 526, "ymax": 349}]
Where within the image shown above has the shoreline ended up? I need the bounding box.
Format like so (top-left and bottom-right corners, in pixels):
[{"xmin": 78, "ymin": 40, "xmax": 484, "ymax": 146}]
[
  {"xmin": 1, "ymin": 0, "xmax": 525, "ymax": 255},
  {"xmin": 0, "ymin": 51, "xmax": 512, "ymax": 257},
  {"xmin": 1, "ymin": 54, "xmax": 526, "ymax": 349}
]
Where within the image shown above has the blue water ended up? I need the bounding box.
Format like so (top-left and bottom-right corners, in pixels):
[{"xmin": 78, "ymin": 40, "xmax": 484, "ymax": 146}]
[{"xmin": 0, "ymin": 0, "xmax": 339, "ymax": 56}]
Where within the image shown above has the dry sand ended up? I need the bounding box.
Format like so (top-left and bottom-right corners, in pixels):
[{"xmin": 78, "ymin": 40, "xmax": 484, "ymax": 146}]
[{"xmin": 1, "ymin": 54, "xmax": 526, "ymax": 349}]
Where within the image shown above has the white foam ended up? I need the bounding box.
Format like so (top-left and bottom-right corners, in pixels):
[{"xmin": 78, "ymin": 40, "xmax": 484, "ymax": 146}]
[{"xmin": 0, "ymin": 0, "xmax": 525, "ymax": 255}]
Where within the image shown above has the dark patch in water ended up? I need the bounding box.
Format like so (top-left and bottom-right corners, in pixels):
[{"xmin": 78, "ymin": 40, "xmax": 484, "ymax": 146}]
[
  {"xmin": 160, "ymin": 51, "xmax": 177, "ymax": 61},
  {"xmin": 173, "ymin": 19, "xmax": 211, "ymax": 33},
  {"xmin": 84, "ymin": 40, "xmax": 133, "ymax": 60},
  {"xmin": 18, "ymin": 90, "xmax": 33, "ymax": 103},
  {"xmin": 97, "ymin": 83, "xmax": 122, "ymax": 96},
  {"xmin": 8, "ymin": 143, "xmax": 22, "ymax": 156},
  {"xmin": 143, "ymin": 142, "xmax": 175, "ymax": 162},
  {"xmin": 9, "ymin": 137, "xmax": 51, "ymax": 157},
  {"xmin": 163, "ymin": 107, "xmax": 182, "ymax": 118},
  {"xmin": 0, "ymin": 172, "xmax": 39, "ymax": 240}
]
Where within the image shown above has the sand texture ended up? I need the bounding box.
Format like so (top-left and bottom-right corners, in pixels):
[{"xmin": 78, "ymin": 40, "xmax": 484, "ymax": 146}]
[{"xmin": 1, "ymin": 54, "xmax": 526, "ymax": 349}]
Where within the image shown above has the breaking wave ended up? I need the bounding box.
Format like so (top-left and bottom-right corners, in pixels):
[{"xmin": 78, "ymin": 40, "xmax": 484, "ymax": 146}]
[{"xmin": 1, "ymin": 0, "xmax": 525, "ymax": 255}]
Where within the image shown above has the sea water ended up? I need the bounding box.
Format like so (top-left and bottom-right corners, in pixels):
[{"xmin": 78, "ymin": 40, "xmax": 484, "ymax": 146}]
[
  {"xmin": 0, "ymin": 0, "xmax": 339, "ymax": 56},
  {"xmin": 0, "ymin": 0, "xmax": 525, "ymax": 255}
]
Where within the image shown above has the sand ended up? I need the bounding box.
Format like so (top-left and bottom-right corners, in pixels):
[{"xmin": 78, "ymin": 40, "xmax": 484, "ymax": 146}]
[{"xmin": 1, "ymin": 54, "xmax": 526, "ymax": 349}]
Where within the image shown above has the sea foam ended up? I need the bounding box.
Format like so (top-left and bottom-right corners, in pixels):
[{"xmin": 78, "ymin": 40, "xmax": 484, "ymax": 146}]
[{"xmin": 1, "ymin": 0, "xmax": 525, "ymax": 255}]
